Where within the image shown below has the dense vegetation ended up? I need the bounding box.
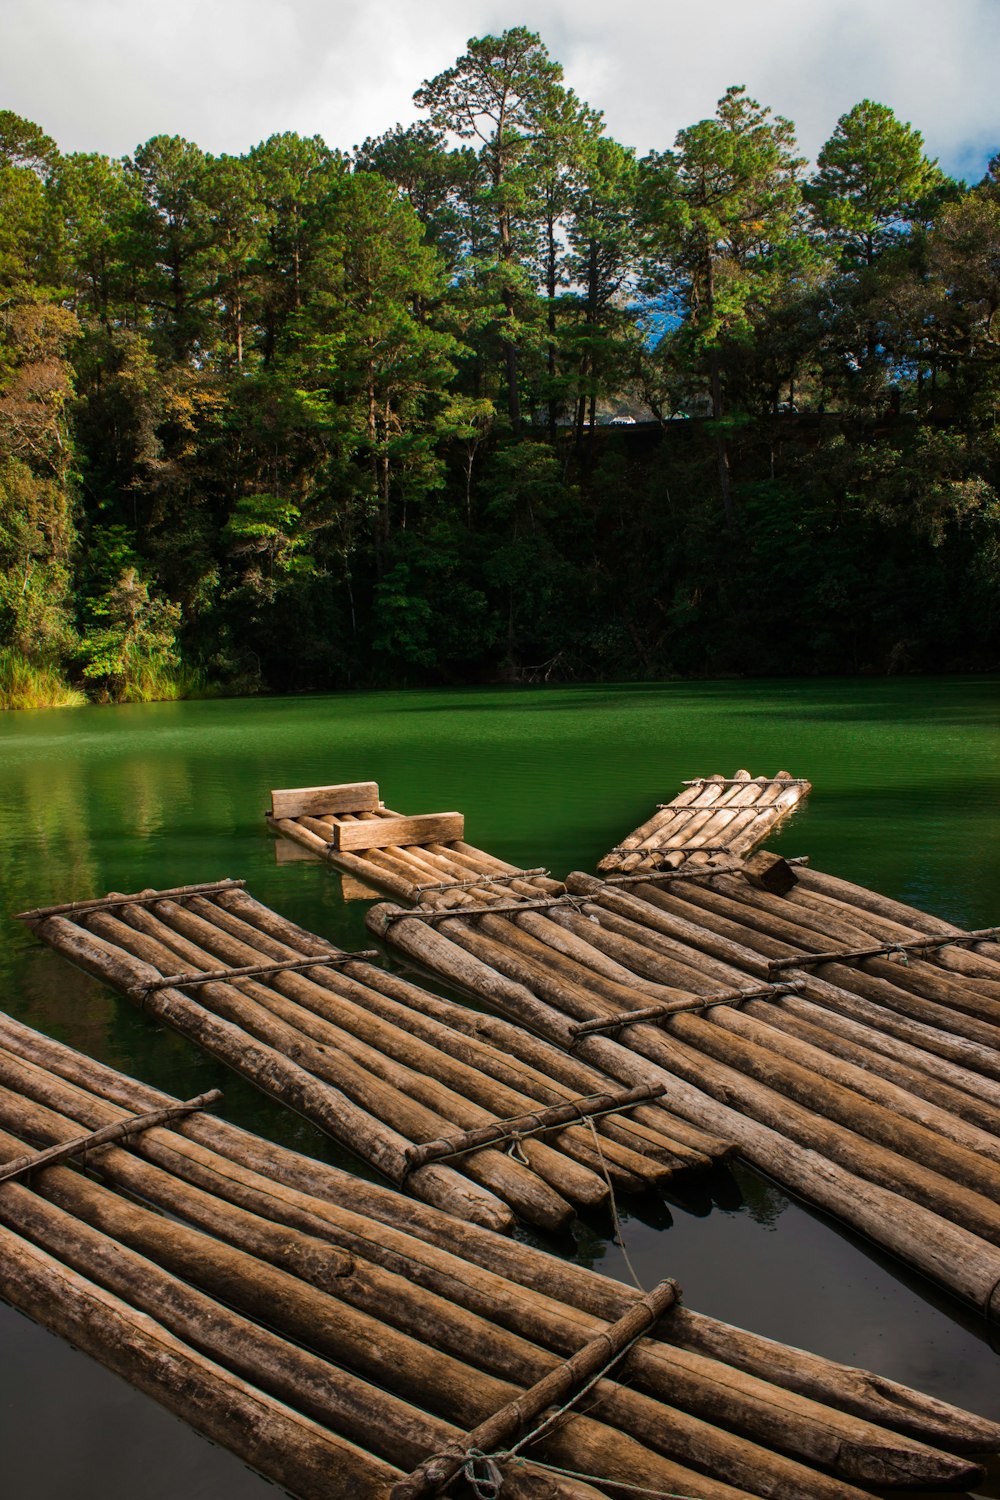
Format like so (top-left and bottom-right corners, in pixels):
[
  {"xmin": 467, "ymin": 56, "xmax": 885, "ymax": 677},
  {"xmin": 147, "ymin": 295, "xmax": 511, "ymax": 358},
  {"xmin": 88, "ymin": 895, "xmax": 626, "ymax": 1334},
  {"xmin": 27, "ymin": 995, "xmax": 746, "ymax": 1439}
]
[{"xmin": 1, "ymin": 28, "xmax": 998, "ymax": 706}]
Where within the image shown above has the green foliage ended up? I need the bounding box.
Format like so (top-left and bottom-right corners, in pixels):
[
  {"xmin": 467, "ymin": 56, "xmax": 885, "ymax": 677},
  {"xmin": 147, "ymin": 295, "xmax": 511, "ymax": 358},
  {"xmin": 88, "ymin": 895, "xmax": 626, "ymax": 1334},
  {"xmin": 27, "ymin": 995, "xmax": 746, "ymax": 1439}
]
[
  {"xmin": 808, "ymin": 100, "xmax": 946, "ymax": 267},
  {"xmin": 77, "ymin": 560, "xmax": 182, "ymax": 701},
  {"xmin": 0, "ymin": 648, "xmax": 84, "ymax": 709}
]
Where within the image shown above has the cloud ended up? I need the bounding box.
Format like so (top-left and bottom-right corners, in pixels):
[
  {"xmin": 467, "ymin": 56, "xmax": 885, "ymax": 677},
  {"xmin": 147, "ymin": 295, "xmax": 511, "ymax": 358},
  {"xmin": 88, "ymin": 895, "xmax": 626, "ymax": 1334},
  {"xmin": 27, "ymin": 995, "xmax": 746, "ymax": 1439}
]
[{"xmin": 1, "ymin": 0, "xmax": 996, "ymax": 180}]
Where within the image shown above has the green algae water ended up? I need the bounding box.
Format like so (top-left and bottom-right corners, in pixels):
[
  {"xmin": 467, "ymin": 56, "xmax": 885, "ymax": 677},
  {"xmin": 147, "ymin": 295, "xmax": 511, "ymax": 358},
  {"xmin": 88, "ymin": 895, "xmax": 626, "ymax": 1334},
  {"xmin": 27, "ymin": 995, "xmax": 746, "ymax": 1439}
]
[{"xmin": 1, "ymin": 677, "xmax": 998, "ymax": 1497}]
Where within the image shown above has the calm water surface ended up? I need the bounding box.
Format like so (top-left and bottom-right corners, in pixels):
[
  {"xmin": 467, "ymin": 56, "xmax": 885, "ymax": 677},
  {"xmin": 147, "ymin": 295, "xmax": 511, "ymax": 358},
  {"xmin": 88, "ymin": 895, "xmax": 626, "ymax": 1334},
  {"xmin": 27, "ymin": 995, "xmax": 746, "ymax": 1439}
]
[{"xmin": 1, "ymin": 678, "xmax": 998, "ymax": 1497}]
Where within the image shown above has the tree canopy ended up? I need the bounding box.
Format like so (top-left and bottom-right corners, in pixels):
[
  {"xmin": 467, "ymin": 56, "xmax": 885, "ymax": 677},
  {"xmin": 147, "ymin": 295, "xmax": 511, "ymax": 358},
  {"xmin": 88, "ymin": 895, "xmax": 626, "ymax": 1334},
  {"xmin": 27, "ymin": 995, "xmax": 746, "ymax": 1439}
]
[{"xmin": 0, "ymin": 32, "xmax": 997, "ymax": 707}]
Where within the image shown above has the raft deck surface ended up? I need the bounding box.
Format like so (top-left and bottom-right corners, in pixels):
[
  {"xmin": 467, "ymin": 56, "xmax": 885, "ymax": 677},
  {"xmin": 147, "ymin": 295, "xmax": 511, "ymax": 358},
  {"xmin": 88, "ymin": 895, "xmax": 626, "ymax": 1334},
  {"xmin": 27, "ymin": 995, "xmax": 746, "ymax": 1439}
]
[
  {"xmin": 361, "ymin": 770, "xmax": 1000, "ymax": 1316},
  {"xmin": 17, "ymin": 881, "xmax": 734, "ymax": 1235},
  {"xmin": 597, "ymin": 769, "xmax": 811, "ymax": 873},
  {"xmin": 0, "ymin": 1011, "xmax": 997, "ymax": 1500}
]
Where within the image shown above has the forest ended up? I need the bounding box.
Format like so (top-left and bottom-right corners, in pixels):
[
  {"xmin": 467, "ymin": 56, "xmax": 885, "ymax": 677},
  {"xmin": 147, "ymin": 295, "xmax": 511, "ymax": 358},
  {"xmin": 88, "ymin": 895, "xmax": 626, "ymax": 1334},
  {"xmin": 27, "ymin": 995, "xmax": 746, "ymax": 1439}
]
[{"xmin": 1, "ymin": 26, "xmax": 998, "ymax": 706}]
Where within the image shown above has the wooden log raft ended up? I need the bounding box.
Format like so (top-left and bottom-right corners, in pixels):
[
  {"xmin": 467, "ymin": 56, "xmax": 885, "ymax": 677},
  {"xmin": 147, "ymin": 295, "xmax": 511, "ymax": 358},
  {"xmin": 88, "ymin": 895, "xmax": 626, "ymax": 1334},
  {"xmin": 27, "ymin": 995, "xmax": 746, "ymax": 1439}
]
[
  {"xmin": 19, "ymin": 883, "xmax": 725, "ymax": 1235},
  {"xmin": 267, "ymin": 780, "xmax": 564, "ymax": 905},
  {"xmin": 368, "ymin": 881, "xmax": 1000, "ymax": 1316},
  {"xmin": 3, "ymin": 1012, "xmax": 996, "ymax": 1456},
  {"xmin": 0, "ymin": 1011, "xmax": 994, "ymax": 1497},
  {"xmin": 597, "ymin": 771, "xmax": 811, "ymax": 874}
]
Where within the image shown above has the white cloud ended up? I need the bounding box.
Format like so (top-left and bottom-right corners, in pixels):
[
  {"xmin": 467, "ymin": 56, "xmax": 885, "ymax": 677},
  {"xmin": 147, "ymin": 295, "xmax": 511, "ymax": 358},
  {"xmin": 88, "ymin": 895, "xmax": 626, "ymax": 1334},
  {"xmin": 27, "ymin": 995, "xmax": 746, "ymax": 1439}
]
[{"xmin": 1, "ymin": 0, "xmax": 996, "ymax": 180}]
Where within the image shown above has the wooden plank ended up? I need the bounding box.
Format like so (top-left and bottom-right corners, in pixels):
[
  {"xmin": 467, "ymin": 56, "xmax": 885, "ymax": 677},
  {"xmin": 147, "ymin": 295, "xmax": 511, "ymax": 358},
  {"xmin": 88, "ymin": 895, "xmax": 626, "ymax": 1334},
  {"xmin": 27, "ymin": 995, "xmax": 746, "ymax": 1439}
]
[
  {"xmin": 270, "ymin": 782, "xmax": 380, "ymax": 820},
  {"xmin": 332, "ymin": 813, "xmax": 464, "ymax": 852}
]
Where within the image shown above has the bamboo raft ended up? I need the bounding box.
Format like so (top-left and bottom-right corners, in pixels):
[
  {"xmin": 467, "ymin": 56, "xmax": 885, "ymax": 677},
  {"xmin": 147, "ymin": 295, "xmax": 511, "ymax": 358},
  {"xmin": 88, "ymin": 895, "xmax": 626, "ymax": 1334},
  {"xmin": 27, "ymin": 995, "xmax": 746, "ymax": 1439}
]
[
  {"xmin": 333, "ymin": 771, "xmax": 1000, "ymax": 1316},
  {"xmin": 17, "ymin": 881, "xmax": 737, "ymax": 1235},
  {"xmin": 1, "ymin": 1010, "xmax": 998, "ymax": 1499}
]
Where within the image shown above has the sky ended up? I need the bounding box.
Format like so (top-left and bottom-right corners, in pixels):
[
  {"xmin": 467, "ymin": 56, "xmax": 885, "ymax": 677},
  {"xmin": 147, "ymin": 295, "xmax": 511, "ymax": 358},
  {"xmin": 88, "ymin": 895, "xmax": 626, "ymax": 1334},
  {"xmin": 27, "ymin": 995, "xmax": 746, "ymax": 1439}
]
[{"xmin": 2, "ymin": 0, "xmax": 997, "ymax": 182}]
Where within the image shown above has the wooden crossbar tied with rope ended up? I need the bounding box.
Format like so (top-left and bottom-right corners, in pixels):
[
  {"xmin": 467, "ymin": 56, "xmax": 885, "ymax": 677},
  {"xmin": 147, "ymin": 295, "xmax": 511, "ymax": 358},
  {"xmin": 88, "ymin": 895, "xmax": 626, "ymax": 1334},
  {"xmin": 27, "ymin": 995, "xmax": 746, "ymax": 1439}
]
[
  {"xmin": 570, "ymin": 983, "xmax": 808, "ymax": 1041},
  {"xmin": 389, "ymin": 1276, "xmax": 680, "ymax": 1499},
  {"xmin": 0, "ymin": 1091, "xmax": 222, "ymax": 1184},
  {"xmin": 414, "ymin": 868, "xmax": 551, "ymax": 894},
  {"xmin": 15, "ymin": 880, "xmax": 247, "ymax": 923},
  {"xmin": 768, "ymin": 927, "xmax": 1000, "ymax": 974},
  {"xmin": 135, "ymin": 951, "xmax": 382, "ymax": 996},
  {"xmin": 401, "ymin": 1085, "xmax": 666, "ymax": 1176},
  {"xmin": 382, "ymin": 895, "xmax": 585, "ymax": 929}
]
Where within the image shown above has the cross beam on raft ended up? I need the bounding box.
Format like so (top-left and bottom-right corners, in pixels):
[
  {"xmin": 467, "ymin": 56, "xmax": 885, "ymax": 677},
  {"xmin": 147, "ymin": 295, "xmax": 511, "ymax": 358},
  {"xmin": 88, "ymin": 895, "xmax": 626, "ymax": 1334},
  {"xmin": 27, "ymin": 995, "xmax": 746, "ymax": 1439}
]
[
  {"xmin": 415, "ymin": 869, "xmax": 550, "ymax": 894},
  {"xmin": 136, "ymin": 951, "xmax": 382, "ymax": 996},
  {"xmin": 402, "ymin": 1086, "xmax": 666, "ymax": 1173},
  {"xmin": 14, "ymin": 879, "xmax": 247, "ymax": 922},
  {"xmin": 384, "ymin": 896, "xmax": 585, "ymax": 926},
  {"xmin": 0, "ymin": 1090, "xmax": 221, "ymax": 1184},
  {"xmin": 570, "ymin": 985, "xmax": 807, "ymax": 1040},
  {"xmin": 1, "ymin": 1009, "xmax": 997, "ymax": 1496},
  {"xmin": 681, "ymin": 778, "xmax": 812, "ymax": 788},
  {"xmin": 390, "ymin": 1277, "xmax": 679, "ymax": 1500},
  {"xmin": 769, "ymin": 928, "xmax": 1000, "ymax": 973}
]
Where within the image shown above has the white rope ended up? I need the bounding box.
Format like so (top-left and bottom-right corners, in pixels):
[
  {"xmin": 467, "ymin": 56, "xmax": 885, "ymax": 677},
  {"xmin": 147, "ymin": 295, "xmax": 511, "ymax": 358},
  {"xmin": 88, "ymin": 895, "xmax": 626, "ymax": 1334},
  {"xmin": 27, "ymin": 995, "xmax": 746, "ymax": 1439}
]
[{"xmin": 586, "ymin": 1116, "xmax": 646, "ymax": 1295}]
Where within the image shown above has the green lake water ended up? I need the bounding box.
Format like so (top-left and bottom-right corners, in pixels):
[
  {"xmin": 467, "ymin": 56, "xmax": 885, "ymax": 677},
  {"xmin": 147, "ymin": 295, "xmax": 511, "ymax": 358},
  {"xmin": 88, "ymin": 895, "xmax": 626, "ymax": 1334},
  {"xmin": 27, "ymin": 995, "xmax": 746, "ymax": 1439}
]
[{"xmin": 1, "ymin": 677, "xmax": 998, "ymax": 1497}]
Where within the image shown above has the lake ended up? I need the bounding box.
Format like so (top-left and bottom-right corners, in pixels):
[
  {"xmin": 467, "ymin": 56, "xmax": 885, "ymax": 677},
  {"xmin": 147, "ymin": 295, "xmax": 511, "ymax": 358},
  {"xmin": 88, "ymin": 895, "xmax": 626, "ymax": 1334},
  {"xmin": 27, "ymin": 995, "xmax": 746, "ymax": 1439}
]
[{"xmin": 1, "ymin": 677, "xmax": 998, "ymax": 1497}]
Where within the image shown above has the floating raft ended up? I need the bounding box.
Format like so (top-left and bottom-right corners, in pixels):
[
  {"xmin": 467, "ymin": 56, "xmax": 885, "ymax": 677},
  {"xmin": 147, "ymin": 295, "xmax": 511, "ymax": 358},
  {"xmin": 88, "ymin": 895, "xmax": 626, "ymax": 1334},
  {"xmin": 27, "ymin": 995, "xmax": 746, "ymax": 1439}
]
[
  {"xmin": 1, "ymin": 1011, "xmax": 998, "ymax": 1500},
  {"xmin": 17, "ymin": 881, "xmax": 736, "ymax": 1235},
  {"xmin": 364, "ymin": 772, "xmax": 1000, "ymax": 1315},
  {"xmin": 267, "ymin": 780, "xmax": 563, "ymax": 904},
  {"xmin": 597, "ymin": 770, "xmax": 811, "ymax": 874}
]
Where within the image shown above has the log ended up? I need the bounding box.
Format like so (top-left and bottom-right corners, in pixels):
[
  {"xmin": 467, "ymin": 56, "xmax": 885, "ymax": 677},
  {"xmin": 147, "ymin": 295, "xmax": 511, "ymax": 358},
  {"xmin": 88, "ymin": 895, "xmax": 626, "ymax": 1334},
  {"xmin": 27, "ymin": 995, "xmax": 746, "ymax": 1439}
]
[
  {"xmin": 0, "ymin": 1222, "xmax": 398, "ymax": 1499},
  {"xmin": 744, "ymin": 851, "xmax": 798, "ymax": 895},
  {"xmin": 402, "ymin": 1087, "xmax": 665, "ymax": 1174},
  {"xmin": 32, "ymin": 911, "xmax": 513, "ymax": 1231}
]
